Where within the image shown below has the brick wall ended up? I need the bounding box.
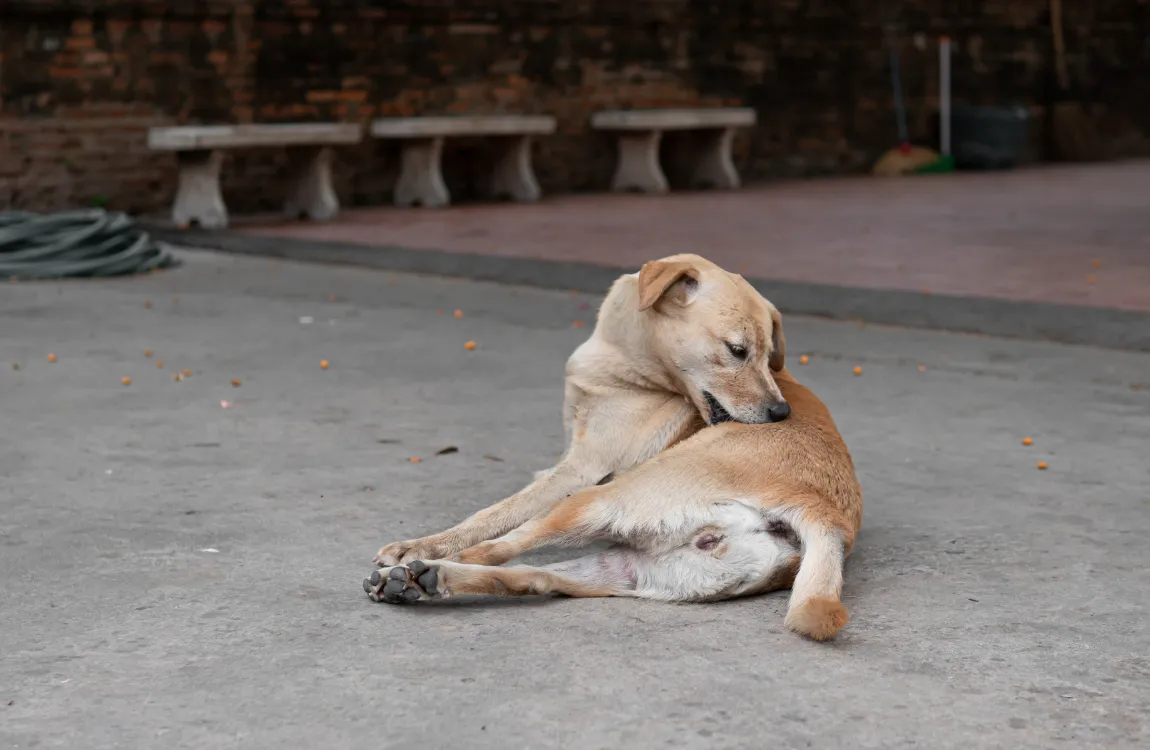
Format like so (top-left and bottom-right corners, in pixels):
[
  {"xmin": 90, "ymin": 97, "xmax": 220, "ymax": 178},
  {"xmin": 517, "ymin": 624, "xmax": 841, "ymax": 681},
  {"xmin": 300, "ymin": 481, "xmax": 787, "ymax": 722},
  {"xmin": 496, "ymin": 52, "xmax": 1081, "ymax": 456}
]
[{"xmin": 2, "ymin": 0, "xmax": 1148, "ymax": 214}]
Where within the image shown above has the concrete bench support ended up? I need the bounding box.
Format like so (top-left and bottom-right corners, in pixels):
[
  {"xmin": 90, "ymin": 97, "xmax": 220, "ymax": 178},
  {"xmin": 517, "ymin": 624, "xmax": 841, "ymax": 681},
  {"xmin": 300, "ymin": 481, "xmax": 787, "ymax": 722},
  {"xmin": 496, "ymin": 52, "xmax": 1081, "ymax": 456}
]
[
  {"xmin": 284, "ymin": 146, "xmax": 340, "ymax": 221},
  {"xmin": 173, "ymin": 150, "xmax": 227, "ymax": 229},
  {"xmin": 591, "ymin": 108, "xmax": 757, "ymax": 194},
  {"xmin": 372, "ymin": 116, "xmax": 556, "ymax": 208},
  {"xmin": 148, "ymin": 124, "xmax": 362, "ymax": 229}
]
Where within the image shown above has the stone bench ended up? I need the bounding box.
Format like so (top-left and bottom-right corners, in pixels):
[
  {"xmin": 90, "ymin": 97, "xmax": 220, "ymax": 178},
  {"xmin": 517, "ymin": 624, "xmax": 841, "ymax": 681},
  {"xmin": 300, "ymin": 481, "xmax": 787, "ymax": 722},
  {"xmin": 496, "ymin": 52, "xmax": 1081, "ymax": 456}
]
[
  {"xmin": 148, "ymin": 123, "xmax": 363, "ymax": 229},
  {"xmin": 590, "ymin": 108, "xmax": 757, "ymax": 194},
  {"xmin": 370, "ymin": 115, "xmax": 557, "ymax": 208}
]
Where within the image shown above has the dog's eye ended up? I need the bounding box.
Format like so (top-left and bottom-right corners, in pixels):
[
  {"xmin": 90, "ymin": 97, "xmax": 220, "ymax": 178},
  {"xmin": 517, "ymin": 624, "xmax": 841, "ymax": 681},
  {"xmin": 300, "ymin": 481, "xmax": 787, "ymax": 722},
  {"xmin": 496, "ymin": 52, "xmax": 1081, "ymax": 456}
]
[{"xmin": 725, "ymin": 342, "xmax": 748, "ymax": 360}]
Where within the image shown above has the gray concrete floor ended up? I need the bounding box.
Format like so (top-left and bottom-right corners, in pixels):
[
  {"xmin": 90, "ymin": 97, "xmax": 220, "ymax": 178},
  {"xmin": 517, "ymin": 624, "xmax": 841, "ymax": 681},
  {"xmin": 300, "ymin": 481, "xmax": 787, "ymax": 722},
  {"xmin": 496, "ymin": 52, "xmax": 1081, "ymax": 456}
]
[{"xmin": 2, "ymin": 251, "xmax": 1148, "ymax": 749}]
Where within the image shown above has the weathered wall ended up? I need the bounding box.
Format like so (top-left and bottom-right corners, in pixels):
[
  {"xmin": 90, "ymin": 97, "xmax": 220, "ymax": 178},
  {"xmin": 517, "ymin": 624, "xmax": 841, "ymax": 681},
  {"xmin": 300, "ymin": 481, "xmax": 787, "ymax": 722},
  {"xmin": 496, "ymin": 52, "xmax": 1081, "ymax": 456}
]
[{"xmin": 1, "ymin": 0, "xmax": 1147, "ymax": 214}]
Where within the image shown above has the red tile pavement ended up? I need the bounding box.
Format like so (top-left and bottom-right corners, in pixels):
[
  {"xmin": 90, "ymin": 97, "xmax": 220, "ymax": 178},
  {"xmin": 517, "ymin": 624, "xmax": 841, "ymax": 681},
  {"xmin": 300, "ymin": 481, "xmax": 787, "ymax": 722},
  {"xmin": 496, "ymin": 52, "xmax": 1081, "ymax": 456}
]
[{"xmin": 238, "ymin": 161, "xmax": 1150, "ymax": 313}]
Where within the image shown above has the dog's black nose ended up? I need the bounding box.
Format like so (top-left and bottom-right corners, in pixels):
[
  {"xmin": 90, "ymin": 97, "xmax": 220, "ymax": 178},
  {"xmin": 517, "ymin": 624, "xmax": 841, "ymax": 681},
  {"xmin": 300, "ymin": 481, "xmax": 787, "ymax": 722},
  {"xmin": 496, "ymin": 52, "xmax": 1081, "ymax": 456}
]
[{"xmin": 766, "ymin": 401, "xmax": 791, "ymax": 422}]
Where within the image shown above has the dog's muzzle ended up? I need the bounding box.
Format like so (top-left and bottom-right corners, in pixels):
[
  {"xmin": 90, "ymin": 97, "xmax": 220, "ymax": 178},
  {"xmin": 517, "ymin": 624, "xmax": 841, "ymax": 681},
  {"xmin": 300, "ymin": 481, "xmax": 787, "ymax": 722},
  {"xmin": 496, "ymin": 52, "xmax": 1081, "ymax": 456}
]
[{"xmin": 703, "ymin": 391, "xmax": 734, "ymax": 425}]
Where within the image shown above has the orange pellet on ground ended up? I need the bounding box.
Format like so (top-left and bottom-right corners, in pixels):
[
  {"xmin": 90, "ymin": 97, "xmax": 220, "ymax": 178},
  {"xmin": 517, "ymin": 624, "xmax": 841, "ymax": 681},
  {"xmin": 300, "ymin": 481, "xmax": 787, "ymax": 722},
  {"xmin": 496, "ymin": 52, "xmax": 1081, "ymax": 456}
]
[
  {"xmin": 453, "ymin": 309, "xmax": 463, "ymax": 319},
  {"xmin": 145, "ymin": 349, "xmax": 153, "ymax": 358},
  {"xmin": 121, "ymin": 377, "xmax": 131, "ymax": 386},
  {"xmin": 409, "ymin": 457, "xmax": 421, "ymax": 463},
  {"xmin": 573, "ymin": 320, "xmax": 585, "ymax": 328},
  {"xmin": 1091, "ymin": 259, "xmax": 1101, "ymax": 269},
  {"xmin": 231, "ymin": 378, "xmax": 241, "ymax": 387},
  {"xmin": 328, "ymin": 294, "xmax": 336, "ymax": 302},
  {"xmin": 1037, "ymin": 461, "xmax": 1048, "ymax": 470},
  {"xmin": 144, "ymin": 300, "xmax": 152, "ymax": 309},
  {"xmin": 182, "ymin": 369, "xmax": 191, "ymax": 377},
  {"xmin": 1022, "ymin": 437, "xmax": 1033, "ymax": 446},
  {"xmin": 464, "ymin": 341, "xmax": 477, "ymax": 351},
  {"xmin": 799, "ymin": 355, "xmax": 809, "ymax": 365},
  {"xmin": 1087, "ymin": 274, "xmax": 1097, "ymax": 284},
  {"xmin": 156, "ymin": 361, "xmax": 164, "ymax": 368},
  {"xmin": 852, "ymin": 366, "xmax": 863, "ymax": 376},
  {"xmin": 47, "ymin": 354, "xmax": 56, "ymax": 363},
  {"xmin": 320, "ymin": 360, "xmax": 329, "ymax": 369},
  {"xmin": 918, "ymin": 365, "xmax": 927, "ymax": 372}
]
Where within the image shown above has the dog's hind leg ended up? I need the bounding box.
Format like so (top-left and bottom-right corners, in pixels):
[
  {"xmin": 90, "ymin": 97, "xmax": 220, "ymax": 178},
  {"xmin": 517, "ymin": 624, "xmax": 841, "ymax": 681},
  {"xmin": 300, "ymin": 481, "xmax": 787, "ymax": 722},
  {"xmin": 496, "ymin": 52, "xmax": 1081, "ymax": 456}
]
[{"xmin": 365, "ymin": 550, "xmax": 641, "ymax": 602}]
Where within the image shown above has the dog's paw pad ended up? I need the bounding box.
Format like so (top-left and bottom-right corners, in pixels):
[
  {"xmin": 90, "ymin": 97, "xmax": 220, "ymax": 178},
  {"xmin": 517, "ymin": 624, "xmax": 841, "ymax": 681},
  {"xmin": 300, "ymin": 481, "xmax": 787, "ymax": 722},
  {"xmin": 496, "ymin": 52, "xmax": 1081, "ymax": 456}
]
[{"xmin": 364, "ymin": 562, "xmax": 441, "ymax": 604}]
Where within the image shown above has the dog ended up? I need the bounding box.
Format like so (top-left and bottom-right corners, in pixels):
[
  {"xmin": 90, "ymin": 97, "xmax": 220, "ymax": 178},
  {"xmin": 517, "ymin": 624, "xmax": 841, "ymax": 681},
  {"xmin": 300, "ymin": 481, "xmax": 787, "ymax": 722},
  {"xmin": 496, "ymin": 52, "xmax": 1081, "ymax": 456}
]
[{"xmin": 367, "ymin": 254, "xmax": 863, "ymax": 640}]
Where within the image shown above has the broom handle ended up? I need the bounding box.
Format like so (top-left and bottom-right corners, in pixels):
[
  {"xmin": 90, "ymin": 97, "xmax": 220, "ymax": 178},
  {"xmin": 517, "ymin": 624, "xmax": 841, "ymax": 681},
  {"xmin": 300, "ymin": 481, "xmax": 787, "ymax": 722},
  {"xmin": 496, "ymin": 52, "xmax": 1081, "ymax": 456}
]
[
  {"xmin": 1050, "ymin": 0, "xmax": 1071, "ymax": 91},
  {"xmin": 939, "ymin": 36, "xmax": 951, "ymax": 156},
  {"xmin": 890, "ymin": 48, "xmax": 909, "ymax": 144}
]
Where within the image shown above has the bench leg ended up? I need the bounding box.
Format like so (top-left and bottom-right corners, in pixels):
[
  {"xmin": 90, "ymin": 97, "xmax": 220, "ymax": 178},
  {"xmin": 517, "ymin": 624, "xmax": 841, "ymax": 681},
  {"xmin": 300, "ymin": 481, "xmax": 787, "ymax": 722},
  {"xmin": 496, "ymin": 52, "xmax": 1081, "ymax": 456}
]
[
  {"xmin": 394, "ymin": 137, "xmax": 450, "ymax": 208},
  {"xmin": 610, "ymin": 131, "xmax": 668, "ymax": 194},
  {"xmin": 172, "ymin": 149, "xmax": 227, "ymax": 229},
  {"xmin": 488, "ymin": 135, "xmax": 542, "ymax": 202},
  {"xmin": 689, "ymin": 127, "xmax": 741, "ymax": 189},
  {"xmin": 284, "ymin": 146, "xmax": 339, "ymax": 221}
]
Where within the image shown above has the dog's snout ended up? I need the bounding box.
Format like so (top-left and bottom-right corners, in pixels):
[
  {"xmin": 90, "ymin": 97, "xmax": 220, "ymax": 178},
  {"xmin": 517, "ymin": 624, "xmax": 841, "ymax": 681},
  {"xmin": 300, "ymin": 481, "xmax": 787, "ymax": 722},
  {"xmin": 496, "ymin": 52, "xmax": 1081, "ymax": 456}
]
[{"xmin": 766, "ymin": 401, "xmax": 791, "ymax": 423}]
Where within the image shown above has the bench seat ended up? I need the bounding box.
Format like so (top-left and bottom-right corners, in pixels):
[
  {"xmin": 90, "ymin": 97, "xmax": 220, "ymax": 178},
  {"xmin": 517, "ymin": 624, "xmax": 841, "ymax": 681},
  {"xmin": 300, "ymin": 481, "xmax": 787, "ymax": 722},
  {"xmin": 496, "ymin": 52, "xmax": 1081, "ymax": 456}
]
[
  {"xmin": 590, "ymin": 108, "xmax": 757, "ymax": 193},
  {"xmin": 370, "ymin": 115, "xmax": 557, "ymax": 208},
  {"xmin": 148, "ymin": 123, "xmax": 362, "ymax": 229}
]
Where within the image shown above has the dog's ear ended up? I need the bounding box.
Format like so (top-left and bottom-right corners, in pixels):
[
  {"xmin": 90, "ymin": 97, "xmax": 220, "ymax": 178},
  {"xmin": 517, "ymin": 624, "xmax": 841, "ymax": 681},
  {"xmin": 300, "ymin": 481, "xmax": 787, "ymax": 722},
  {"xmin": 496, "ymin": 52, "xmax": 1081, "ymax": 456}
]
[
  {"xmin": 637, "ymin": 260, "xmax": 699, "ymax": 311},
  {"xmin": 769, "ymin": 306, "xmax": 786, "ymax": 372}
]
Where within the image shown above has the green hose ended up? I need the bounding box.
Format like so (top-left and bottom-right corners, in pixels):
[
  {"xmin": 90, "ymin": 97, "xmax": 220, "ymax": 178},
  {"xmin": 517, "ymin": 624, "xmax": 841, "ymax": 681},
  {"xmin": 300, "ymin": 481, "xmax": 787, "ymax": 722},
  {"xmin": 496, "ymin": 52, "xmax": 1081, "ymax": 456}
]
[{"xmin": 0, "ymin": 209, "xmax": 180, "ymax": 280}]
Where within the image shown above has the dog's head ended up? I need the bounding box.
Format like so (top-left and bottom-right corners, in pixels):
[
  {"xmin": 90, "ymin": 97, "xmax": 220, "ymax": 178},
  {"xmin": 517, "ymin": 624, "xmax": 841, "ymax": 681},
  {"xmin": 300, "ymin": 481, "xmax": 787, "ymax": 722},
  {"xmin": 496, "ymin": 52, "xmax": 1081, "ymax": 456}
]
[{"xmin": 636, "ymin": 254, "xmax": 789, "ymax": 426}]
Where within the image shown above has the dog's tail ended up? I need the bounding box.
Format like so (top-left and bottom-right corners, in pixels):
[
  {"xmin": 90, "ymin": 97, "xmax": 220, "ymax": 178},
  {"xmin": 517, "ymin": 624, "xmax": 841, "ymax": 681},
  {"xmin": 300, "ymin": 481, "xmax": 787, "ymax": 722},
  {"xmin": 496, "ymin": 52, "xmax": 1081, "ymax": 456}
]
[{"xmin": 783, "ymin": 508, "xmax": 851, "ymax": 641}]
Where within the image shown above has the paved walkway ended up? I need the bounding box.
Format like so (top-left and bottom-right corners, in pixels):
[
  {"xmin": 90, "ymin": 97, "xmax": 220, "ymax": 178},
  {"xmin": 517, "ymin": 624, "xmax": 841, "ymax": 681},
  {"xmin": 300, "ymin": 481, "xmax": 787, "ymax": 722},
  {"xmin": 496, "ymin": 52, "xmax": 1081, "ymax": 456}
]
[
  {"xmin": 239, "ymin": 161, "xmax": 1150, "ymax": 313},
  {"xmin": 3, "ymin": 251, "xmax": 1149, "ymax": 748}
]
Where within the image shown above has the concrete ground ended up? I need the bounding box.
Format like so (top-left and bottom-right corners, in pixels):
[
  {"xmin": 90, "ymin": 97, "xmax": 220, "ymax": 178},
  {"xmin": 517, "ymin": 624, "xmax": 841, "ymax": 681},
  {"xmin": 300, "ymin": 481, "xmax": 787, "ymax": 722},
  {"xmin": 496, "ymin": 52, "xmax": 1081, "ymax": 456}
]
[{"xmin": 1, "ymin": 251, "xmax": 1148, "ymax": 749}]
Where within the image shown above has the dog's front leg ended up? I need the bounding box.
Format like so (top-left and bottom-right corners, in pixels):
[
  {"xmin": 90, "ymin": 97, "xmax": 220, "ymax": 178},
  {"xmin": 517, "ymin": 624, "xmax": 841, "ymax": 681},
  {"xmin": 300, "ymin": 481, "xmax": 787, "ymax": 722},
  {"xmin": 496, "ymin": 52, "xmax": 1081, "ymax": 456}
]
[
  {"xmin": 373, "ymin": 455, "xmax": 608, "ymax": 565},
  {"xmin": 373, "ymin": 392, "xmax": 701, "ymax": 566}
]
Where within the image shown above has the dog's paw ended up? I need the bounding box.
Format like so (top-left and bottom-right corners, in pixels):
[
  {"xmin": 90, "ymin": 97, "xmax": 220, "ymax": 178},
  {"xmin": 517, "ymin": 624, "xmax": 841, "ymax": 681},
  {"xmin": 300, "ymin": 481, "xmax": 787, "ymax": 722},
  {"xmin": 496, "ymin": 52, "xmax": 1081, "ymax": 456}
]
[
  {"xmin": 363, "ymin": 561, "xmax": 444, "ymax": 604},
  {"xmin": 373, "ymin": 538, "xmax": 447, "ymax": 567}
]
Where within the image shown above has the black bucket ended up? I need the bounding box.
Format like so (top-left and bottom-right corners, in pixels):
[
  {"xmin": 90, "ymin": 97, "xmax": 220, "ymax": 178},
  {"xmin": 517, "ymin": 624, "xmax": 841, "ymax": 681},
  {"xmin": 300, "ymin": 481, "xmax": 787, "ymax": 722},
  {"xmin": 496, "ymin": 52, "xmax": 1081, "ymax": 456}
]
[{"xmin": 951, "ymin": 105, "xmax": 1030, "ymax": 170}]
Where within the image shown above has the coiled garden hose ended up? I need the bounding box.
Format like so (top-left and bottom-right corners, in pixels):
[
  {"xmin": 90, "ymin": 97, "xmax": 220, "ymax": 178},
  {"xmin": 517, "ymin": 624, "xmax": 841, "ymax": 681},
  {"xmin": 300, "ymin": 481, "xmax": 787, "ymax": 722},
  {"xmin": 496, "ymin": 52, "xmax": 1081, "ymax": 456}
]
[{"xmin": 0, "ymin": 209, "xmax": 179, "ymax": 280}]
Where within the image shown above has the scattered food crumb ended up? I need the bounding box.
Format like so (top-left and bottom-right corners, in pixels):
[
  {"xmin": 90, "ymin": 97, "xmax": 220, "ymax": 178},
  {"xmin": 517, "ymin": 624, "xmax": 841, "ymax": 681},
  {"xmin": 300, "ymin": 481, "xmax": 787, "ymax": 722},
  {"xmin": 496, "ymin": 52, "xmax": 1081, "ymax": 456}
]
[
  {"xmin": 231, "ymin": 378, "xmax": 241, "ymax": 387},
  {"xmin": 1091, "ymin": 259, "xmax": 1101, "ymax": 269},
  {"xmin": 1022, "ymin": 437, "xmax": 1033, "ymax": 446},
  {"xmin": 299, "ymin": 316, "xmax": 314, "ymax": 324},
  {"xmin": 454, "ymin": 309, "xmax": 463, "ymax": 319},
  {"xmin": 1087, "ymin": 274, "xmax": 1097, "ymax": 285},
  {"xmin": 182, "ymin": 369, "xmax": 191, "ymax": 377},
  {"xmin": 144, "ymin": 299, "xmax": 152, "ymax": 309},
  {"xmin": 156, "ymin": 361, "xmax": 164, "ymax": 368},
  {"xmin": 320, "ymin": 360, "xmax": 329, "ymax": 369},
  {"xmin": 145, "ymin": 349, "xmax": 153, "ymax": 358},
  {"xmin": 799, "ymin": 355, "xmax": 809, "ymax": 365},
  {"xmin": 464, "ymin": 341, "xmax": 477, "ymax": 351},
  {"xmin": 573, "ymin": 320, "xmax": 585, "ymax": 328},
  {"xmin": 220, "ymin": 400, "xmax": 231, "ymax": 409},
  {"xmin": 11, "ymin": 363, "xmax": 19, "ymax": 371},
  {"xmin": 409, "ymin": 457, "xmax": 422, "ymax": 463},
  {"xmin": 172, "ymin": 373, "xmax": 185, "ymax": 382},
  {"xmin": 918, "ymin": 365, "xmax": 927, "ymax": 372},
  {"xmin": 852, "ymin": 366, "xmax": 862, "ymax": 376},
  {"xmin": 328, "ymin": 294, "xmax": 336, "ymax": 302},
  {"xmin": 47, "ymin": 353, "xmax": 56, "ymax": 363},
  {"xmin": 121, "ymin": 376, "xmax": 131, "ymax": 386},
  {"xmin": 1037, "ymin": 461, "xmax": 1048, "ymax": 470}
]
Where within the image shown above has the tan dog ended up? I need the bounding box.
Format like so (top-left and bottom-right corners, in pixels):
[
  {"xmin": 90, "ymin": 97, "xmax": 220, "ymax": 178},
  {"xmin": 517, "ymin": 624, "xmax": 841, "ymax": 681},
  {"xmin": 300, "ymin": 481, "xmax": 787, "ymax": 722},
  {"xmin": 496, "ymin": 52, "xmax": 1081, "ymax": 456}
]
[{"xmin": 367, "ymin": 254, "xmax": 862, "ymax": 640}]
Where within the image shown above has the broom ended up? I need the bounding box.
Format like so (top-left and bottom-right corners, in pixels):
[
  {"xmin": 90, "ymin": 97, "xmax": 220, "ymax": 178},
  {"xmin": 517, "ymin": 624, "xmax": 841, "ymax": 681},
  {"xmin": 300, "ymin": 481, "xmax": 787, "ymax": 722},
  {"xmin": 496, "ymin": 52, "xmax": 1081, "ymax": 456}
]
[
  {"xmin": 873, "ymin": 45, "xmax": 942, "ymax": 176},
  {"xmin": 1049, "ymin": 0, "xmax": 1103, "ymax": 161}
]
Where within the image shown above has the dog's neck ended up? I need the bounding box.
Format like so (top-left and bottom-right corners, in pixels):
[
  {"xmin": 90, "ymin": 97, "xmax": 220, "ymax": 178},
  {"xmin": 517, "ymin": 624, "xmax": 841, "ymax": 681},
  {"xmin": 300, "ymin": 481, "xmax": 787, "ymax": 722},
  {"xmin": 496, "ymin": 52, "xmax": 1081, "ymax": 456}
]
[{"xmin": 594, "ymin": 275, "xmax": 688, "ymax": 395}]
